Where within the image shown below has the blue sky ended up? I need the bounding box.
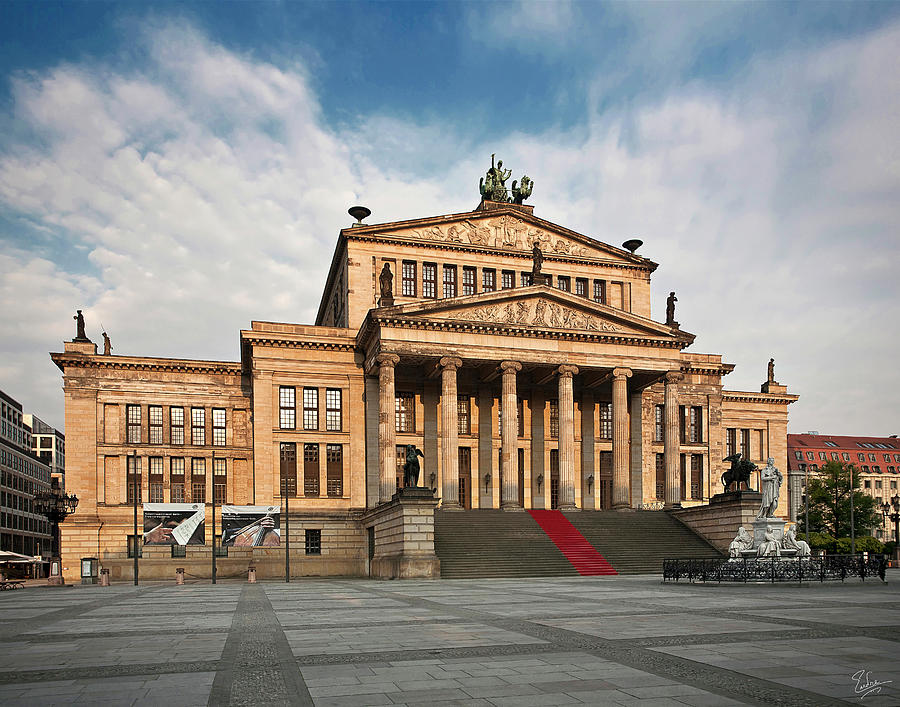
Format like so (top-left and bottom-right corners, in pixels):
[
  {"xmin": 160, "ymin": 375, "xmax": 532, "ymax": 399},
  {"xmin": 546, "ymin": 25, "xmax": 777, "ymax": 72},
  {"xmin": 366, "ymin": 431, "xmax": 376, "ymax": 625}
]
[{"xmin": 1, "ymin": 1, "xmax": 898, "ymax": 436}]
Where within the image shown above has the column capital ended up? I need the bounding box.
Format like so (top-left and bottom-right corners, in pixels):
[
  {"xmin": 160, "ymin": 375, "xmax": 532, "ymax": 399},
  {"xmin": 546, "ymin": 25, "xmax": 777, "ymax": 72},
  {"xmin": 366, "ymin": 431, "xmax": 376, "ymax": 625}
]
[
  {"xmin": 612, "ymin": 367, "xmax": 632, "ymax": 380},
  {"xmin": 375, "ymin": 353, "xmax": 400, "ymax": 368},
  {"xmin": 439, "ymin": 356, "xmax": 463, "ymax": 371},
  {"xmin": 500, "ymin": 360, "xmax": 522, "ymax": 374},
  {"xmin": 665, "ymin": 371, "xmax": 684, "ymax": 384},
  {"xmin": 557, "ymin": 364, "xmax": 579, "ymax": 379}
]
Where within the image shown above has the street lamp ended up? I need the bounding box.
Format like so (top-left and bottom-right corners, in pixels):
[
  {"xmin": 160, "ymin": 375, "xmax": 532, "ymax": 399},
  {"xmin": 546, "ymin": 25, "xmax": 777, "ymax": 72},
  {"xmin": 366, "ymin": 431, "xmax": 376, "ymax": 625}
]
[
  {"xmin": 32, "ymin": 478, "xmax": 79, "ymax": 584},
  {"xmin": 881, "ymin": 495, "xmax": 900, "ymax": 565}
]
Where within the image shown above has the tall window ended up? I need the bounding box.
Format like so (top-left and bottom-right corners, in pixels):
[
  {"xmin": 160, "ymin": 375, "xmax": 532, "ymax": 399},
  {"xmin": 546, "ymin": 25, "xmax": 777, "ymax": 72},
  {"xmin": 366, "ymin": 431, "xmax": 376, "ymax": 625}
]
[
  {"xmin": 654, "ymin": 405, "xmax": 664, "ymax": 442},
  {"xmin": 303, "ymin": 388, "xmax": 318, "ymax": 430},
  {"xmin": 599, "ymin": 402, "xmax": 612, "ymax": 439},
  {"xmin": 325, "ymin": 389, "xmax": 342, "ymax": 432},
  {"xmin": 462, "ymin": 266, "xmax": 476, "ymax": 295},
  {"xmin": 520, "ymin": 271, "xmax": 533, "ymax": 286},
  {"xmin": 213, "ymin": 458, "xmax": 227, "ymax": 504},
  {"xmin": 304, "ymin": 443, "xmax": 319, "ymax": 496},
  {"xmin": 593, "ymin": 280, "xmax": 605, "ymax": 304},
  {"xmin": 442, "ymin": 264, "xmax": 457, "ymax": 298},
  {"xmin": 689, "ymin": 406, "xmax": 702, "ymax": 443},
  {"xmin": 149, "ymin": 456, "xmax": 164, "ymax": 503},
  {"xmin": 149, "ymin": 406, "xmax": 163, "ymax": 444},
  {"xmin": 191, "ymin": 458, "xmax": 206, "ymax": 503},
  {"xmin": 557, "ymin": 275, "xmax": 570, "ymax": 292},
  {"xmin": 482, "ymin": 269, "xmax": 496, "ymax": 292},
  {"xmin": 127, "ymin": 405, "xmax": 142, "ymax": 444},
  {"xmin": 126, "ymin": 455, "xmax": 141, "ymax": 504},
  {"xmin": 326, "ymin": 444, "xmax": 343, "ymax": 497},
  {"xmin": 575, "ymin": 278, "xmax": 588, "ymax": 298},
  {"xmin": 212, "ymin": 408, "xmax": 226, "ymax": 446},
  {"xmin": 401, "ymin": 261, "xmax": 417, "ymax": 296},
  {"xmin": 395, "ymin": 392, "xmax": 415, "ymax": 433},
  {"xmin": 501, "ymin": 270, "xmax": 515, "ymax": 289},
  {"xmin": 656, "ymin": 453, "xmax": 665, "ymax": 499},
  {"xmin": 170, "ymin": 407, "xmax": 185, "ymax": 445},
  {"xmin": 740, "ymin": 429, "xmax": 750, "ymax": 459},
  {"xmin": 191, "ymin": 408, "xmax": 205, "ymax": 446},
  {"xmin": 548, "ymin": 399, "xmax": 559, "ymax": 439},
  {"xmin": 305, "ymin": 528, "xmax": 321, "ymax": 555},
  {"xmin": 457, "ymin": 395, "xmax": 471, "ymax": 435},
  {"xmin": 726, "ymin": 428, "xmax": 736, "ymax": 456},
  {"xmin": 422, "ymin": 263, "xmax": 437, "ymax": 298},
  {"xmin": 279, "ymin": 387, "xmax": 296, "ymax": 429},
  {"xmin": 690, "ymin": 455, "xmax": 702, "ymax": 499},
  {"xmin": 279, "ymin": 442, "xmax": 297, "ymax": 496},
  {"xmin": 170, "ymin": 457, "xmax": 185, "ymax": 503}
]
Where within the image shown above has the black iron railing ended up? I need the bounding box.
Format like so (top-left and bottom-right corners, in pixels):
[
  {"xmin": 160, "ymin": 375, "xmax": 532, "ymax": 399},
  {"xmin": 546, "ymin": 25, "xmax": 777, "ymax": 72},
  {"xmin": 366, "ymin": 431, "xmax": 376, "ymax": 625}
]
[{"xmin": 663, "ymin": 554, "xmax": 888, "ymax": 584}]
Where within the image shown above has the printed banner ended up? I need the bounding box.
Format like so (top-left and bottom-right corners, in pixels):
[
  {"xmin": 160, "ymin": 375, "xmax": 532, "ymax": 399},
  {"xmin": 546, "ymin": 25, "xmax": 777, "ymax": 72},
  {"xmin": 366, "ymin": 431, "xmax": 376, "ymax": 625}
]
[
  {"xmin": 221, "ymin": 505, "xmax": 281, "ymax": 547},
  {"xmin": 143, "ymin": 503, "xmax": 206, "ymax": 546}
]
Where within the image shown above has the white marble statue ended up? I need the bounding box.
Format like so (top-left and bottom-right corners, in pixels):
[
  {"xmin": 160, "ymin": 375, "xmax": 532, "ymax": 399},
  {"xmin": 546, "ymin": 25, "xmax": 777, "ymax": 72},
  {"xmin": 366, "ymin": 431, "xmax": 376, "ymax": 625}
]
[
  {"xmin": 756, "ymin": 457, "xmax": 783, "ymax": 519},
  {"xmin": 782, "ymin": 526, "xmax": 811, "ymax": 557},
  {"xmin": 756, "ymin": 528, "xmax": 782, "ymax": 557},
  {"xmin": 728, "ymin": 526, "xmax": 754, "ymax": 558}
]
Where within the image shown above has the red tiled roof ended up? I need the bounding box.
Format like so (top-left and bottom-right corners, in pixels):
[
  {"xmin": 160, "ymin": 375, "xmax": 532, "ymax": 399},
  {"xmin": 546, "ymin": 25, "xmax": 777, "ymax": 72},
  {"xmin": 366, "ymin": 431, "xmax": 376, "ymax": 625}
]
[{"xmin": 787, "ymin": 434, "xmax": 900, "ymax": 473}]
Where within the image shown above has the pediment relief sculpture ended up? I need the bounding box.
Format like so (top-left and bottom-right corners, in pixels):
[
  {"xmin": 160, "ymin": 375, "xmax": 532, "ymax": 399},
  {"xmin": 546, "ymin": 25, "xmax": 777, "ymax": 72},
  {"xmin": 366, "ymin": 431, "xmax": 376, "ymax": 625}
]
[{"xmin": 427, "ymin": 299, "xmax": 625, "ymax": 333}]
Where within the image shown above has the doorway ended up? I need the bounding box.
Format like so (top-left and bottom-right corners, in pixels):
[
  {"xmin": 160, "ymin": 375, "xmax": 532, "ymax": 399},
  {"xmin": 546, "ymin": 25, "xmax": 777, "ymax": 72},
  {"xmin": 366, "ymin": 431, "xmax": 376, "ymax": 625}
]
[
  {"xmin": 458, "ymin": 447, "xmax": 472, "ymax": 509},
  {"xmin": 550, "ymin": 449, "xmax": 560, "ymax": 510}
]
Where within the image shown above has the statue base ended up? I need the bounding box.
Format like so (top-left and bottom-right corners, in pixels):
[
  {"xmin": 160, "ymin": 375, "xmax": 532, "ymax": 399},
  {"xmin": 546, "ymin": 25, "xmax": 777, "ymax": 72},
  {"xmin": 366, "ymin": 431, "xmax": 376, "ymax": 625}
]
[
  {"xmin": 364, "ymin": 487, "xmax": 440, "ymax": 579},
  {"xmin": 752, "ymin": 517, "xmax": 785, "ymax": 548}
]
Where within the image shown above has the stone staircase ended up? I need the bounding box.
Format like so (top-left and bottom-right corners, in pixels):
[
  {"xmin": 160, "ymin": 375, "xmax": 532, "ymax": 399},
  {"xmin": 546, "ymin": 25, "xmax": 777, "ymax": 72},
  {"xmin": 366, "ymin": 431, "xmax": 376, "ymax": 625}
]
[{"xmin": 434, "ymin": 509, "xmax": 722, "ymax": 578}]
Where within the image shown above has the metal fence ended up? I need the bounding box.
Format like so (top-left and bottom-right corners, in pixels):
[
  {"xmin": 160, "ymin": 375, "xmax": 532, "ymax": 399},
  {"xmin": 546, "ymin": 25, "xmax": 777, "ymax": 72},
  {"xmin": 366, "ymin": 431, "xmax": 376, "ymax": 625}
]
[{"xmin": 663, "ymin": 554, "xmax": 888, "ymax": 584}]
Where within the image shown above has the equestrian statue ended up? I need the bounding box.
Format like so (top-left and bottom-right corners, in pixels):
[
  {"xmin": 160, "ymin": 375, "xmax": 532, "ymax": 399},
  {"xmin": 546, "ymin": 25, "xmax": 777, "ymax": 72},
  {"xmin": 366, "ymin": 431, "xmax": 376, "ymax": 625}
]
[{"xmin": 721, "ymin": 453, "xmax": 757, "ymax": 492}]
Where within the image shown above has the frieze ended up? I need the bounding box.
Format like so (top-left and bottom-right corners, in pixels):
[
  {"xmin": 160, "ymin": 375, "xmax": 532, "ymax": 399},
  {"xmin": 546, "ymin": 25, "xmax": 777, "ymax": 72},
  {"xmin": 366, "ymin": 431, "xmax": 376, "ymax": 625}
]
[
  {"xmin": 407, "ymin": 217, "xmax": 591, "ymax": 257},
  {"xmin": 435, "ymin": 299, "xmax": 622, "ymax": 332}
]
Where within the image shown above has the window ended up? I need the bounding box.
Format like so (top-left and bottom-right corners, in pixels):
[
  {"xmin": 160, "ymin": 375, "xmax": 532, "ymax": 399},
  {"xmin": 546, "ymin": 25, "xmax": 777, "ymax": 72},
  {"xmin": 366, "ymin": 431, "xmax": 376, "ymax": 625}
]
[
  {"xmin": 556, "ymin": 275, "xmax": 570, "ymax": 292},
  {"xmin": 326, "ymin": 444, "xmax": 343, "ymax": 497},
  {"xmin": 655, "ymin": 405, "xmax": 665, "ymax": 442},
  {"xmin": 824, "ymin": 441, "xmax": 837, "ymax": 447},
  {"xmin": 520, "ymin": 271, "xmax": 533, "ymax": 286},
  {"xmin": 149, "ymin": 457, "xmax": 164, "ymax": 503},
  {"xmin": 126, "ymin": 455, "xmax": 141, "ymax": 504},
  {"xmin": 593, "ymin": 280, "xmax": 605, "ymax": 304},
  {"xmin": 863, "ymin": 465, "xmax": 870, "ymax": 471},
  {"xmin": 127, "ymin": 405, "xmax": 142, "ymax": 444},
  {"xmin": 575, "ymin": 278, "xmax": 588, "ymax": 298},
  {"xmin": 305, "ymin": 529, "xmax": 321, "ymax": 555},
  {"xmin": 279, "ymin": 443, "xmax": 297, "ymax": 497},
  {"xmin": 191, "ymin": 408, "xmax": 205, "ymax": 446},
  {"xmin": 443, "ymin": 265, "xmax": 457, "ymax": 298},
  {"xmin": 213, "ymin": 458, "xmax": 226, "ymax": 503},
  {"xmin": 171, "ymin": 545, "xmax": 186, "ymax": 558},
  {"xmin": 518, "ymin": 398, "xmax": 525, "ymax": 437},
  {"xmin": 549, "ymin": 399, "xmax": 559, "ymax": 439},
  {"xmin": 869, "ymin": 453, "xmax": 877, "ymax": 462},
  {"xmin": 874, "ymin": 466, "xmax": 881, "ymax": 473},
  {"xmin": 401, "ymin": 261, "xmax": 417, "ymax": 296},
  {"xmin": 212, "ymin": 409, "xmax": 226, "ymax": 446},
  {"xmin": 740, "ymin": 429, "xmax": 750, "ymax": 459},
  {"xmin": 462, "ymin": 266, "xmax": 476, "ymax": 295},
  {"xmin": 423, "ymin": 263, "xmax": 437, "ymax": 298},
  {"xmin": 726, "ymin": 428, "xmax": 736, "ymax": 457},
  {"xmin": 656, "ymin": 453, "xmax": 665, "ymax": 499},
  {"xmin": 832, "ymin": 452, "xmax": 839, "ymax": 461},
  {"xmin": 191, "ymin": 458, "xmax": 206, "ymax": 503},
  {"xmin": 149, "ymin": 406, "xmax": 163, "ymax": 445},
  {"xmin": 279, "ymin": 387, "xmax": 296, "ymax": 429},
  {"xmin": 885, "ymin": 454, "xmax": 892, "ymax": 463},
  {"xmin": 794, "ymin": 451, "xmax": 803, "ymax": 461},
  {"xmin": 858, "ymin": 453, "xmax": 865, "ymax": 462},
  {"xmin": 501, "ymin": 270, "xmax": 515, "ymax": 289},
  {"xmin": 691, "ymin": 455, "xmax": 702, "ymax": 499},
  {"xmin": 170, "ymin": 407, "xmax": 185, "ymax": 445},
  {"xmin": 841, "ymin": 452, "xmax": 850, "ymax": 461},
  {"xmin": 599, "ymin": 402, "xmax": 612, "ymax": 439},
  {"xmin": 304, "ymin": 443, "xmax": 319, "ymax": 496},
  {"xmin": 689, "ymin": 407, "xmax": 703, "ymax": 443},
  {"xmin": 395, "ymin": 392, "xmax": 415, "ymax": 433},
  {"xmin": 482, "ymin": 268, "xmax": 496, "ymax": 292},
  {"xmin": 876, "ymin": 480, "xmax": 883, "ymax": 490},
  {"xmin": 170, "ymin": 457, "xmax": 185, "ymax": 503},
  {"xmin": 303, "ymin": 388, "xmax": 318, "ymax": 430},
  {"xmin": 458, "ymin": 395, "xmax": 471, "ymax": 435},
  {"xmin": 895, "ymin": 455, "xmax": 900, "ymax": 462},
  {"xmin": 819, "ymin": 452, "xmax": 826, "ymax": 460},
  {"xmin": 806, "ymin": 452, "xmax": 814, "ymax": 460},
  {"xmin": 127, "ymin": 535, "xmax": 143, "ymax": 558}
]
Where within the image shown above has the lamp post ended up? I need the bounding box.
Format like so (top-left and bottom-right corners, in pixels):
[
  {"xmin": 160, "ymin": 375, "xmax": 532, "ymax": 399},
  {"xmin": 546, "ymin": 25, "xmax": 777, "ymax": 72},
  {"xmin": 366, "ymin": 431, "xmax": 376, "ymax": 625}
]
[
  {"xmin": 32, "ymin": 478, "xmax": 79, "ymax": 584},
  {"xmin": 211, "ymin": 454, "xmax": 217, "ymax": 585},
  {"xmin": 282, "ymin": 483, "xmax": 291, "ymax": 583},
  {"xmin": 881, "ymin": 495, "xmax": 900, "ymax": 565},
  {"xmin": 804, "ymin": 464, "xmax": 810, "ymax": 544},
  {"xmin": 849, "ymin": 464, "xmax": 856, "ymax": 555}
]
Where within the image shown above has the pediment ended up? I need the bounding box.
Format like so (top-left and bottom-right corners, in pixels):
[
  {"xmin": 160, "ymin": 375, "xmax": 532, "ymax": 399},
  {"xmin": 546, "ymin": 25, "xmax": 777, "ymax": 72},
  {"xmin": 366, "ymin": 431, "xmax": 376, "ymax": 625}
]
[{"xmin": 377, "ymin": 287, "xmax": 692, "ymax": 343}]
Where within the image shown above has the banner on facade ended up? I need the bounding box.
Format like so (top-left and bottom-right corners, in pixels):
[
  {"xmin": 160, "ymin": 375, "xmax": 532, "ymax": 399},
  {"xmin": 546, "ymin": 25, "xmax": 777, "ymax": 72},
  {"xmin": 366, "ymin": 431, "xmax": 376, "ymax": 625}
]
[
  {"xmin": 221, "ymin": 505, "xmax": 281, "ymax": 547},
  {"xmin": 142, "ymin": 503, "xmax": 206, "ymax": 546}
]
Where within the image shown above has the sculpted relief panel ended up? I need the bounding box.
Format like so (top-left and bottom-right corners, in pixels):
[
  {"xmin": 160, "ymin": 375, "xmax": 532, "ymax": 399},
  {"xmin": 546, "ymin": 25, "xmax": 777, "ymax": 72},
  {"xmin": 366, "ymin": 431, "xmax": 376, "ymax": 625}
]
[
  {"xmin": 433, "ymin": 299, "xmax": 622, "ymax": 332},
  {"xmin": 400, "ymin": 217, "xmax": 592, "ymax": 257}
]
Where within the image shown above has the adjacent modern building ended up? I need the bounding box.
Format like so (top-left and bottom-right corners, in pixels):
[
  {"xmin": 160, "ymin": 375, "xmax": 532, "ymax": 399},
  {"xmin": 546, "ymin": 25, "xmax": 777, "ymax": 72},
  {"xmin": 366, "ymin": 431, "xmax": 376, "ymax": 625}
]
[
  {"xmin": 787, "ymin": 432, "xmax": 900, "ymax": 540},
  {"xmin": 51, "ymin": 177, "xmax": 798, "ymax": 580},
  {"xmin": 23, "ymin": 413, "xmax": 65, "ymax": 490}
]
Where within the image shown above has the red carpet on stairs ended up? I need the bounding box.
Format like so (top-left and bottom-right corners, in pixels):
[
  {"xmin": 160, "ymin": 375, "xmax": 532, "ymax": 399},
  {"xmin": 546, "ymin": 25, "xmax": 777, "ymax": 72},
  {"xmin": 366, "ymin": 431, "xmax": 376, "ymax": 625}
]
[{"xmin": 528, "ymin": 510, "xmax": 618, "ymax": 576}]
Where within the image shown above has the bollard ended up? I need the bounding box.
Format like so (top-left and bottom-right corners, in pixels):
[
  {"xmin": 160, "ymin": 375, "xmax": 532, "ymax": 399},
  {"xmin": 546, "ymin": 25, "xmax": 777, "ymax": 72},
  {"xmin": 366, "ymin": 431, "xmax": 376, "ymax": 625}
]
[
  {"xmin": 100, "ymin": 568, "xmax": 110, "ymax": 587},
  {"xmin": 176, "ymin": 567, "xmax": 185, "ymax": 585},
  {"xmin": 248, "ymin": 566, "xmax": 257, "ymax": 583}
]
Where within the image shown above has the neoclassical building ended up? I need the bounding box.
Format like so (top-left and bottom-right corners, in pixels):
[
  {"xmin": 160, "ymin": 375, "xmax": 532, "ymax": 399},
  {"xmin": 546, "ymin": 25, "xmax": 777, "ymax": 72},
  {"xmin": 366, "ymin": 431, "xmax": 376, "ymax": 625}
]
[{"xmin": 52, "ymin": 178, "xmax": 797, "ymax": 580}]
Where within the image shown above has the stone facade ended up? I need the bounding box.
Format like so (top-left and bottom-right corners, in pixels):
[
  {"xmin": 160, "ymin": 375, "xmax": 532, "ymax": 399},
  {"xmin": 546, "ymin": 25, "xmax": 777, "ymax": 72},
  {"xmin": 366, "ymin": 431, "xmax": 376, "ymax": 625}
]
[{"xmin": 52, "ymin": 198, "xmax": 797, "ymax": 581}]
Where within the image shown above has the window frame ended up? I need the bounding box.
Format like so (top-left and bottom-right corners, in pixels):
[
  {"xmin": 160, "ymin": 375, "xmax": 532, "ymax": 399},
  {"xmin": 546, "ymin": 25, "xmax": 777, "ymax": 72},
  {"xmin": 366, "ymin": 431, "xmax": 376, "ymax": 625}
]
[
  {"xmin": 149, "ymin": 405, "xmax": 163, "ymax": 445},
  {"xmin": 401, "ymin": 260, "xmax": 417, "ymax": 297},
  {"xmin": 325, "ymin": 388, "xmax": 342, "ymax": 432},
  {"xmin": 212, "ymin": 408, "xmax": 226, "ymax": 447},
  {"xmin": 303, "ymin": 388, "xmax": 319, "ymax": 431},
  {"xmin": 170, "ymin": 407, "xmax": 185, "ymax": 445},
  {"xmin": 279, "ymin": 386, "xmax": 296, "ymax": 430},
  {"xmin": 422, "ymin": 262, "xmax": 437, "ymax": 299},
  {"xmin": 127, "ymin": 405, "xmax": 142, "ymax": 445},
  {"xmin": 442, "ymin": 264, "xmax": 457, "ymax": 298},
  {"xmin": 191, "ymin": 407, "xmax": 205, "ymax": 446}
]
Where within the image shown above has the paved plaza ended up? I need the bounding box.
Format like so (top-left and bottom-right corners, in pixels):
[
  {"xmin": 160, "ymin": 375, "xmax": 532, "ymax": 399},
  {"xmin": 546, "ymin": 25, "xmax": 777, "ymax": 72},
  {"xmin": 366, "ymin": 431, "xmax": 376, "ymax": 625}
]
[{"xmin": 0, "ymin": 572, "xmax": 899, "ymax": 706}]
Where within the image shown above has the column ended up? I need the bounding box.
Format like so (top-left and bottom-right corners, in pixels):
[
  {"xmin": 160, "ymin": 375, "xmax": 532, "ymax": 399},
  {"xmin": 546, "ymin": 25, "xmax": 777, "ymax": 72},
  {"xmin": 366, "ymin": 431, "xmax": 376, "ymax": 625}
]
[
  {"xmin": 500, "ymin": 361, "xmax": 522, "ymax": 509},
  {"xmin": 611, "ymin": 367, "xmax": 633, "ymax": 509},
  {"xmin": 557, "ymin": 365, "xmax": 579, "ymax": 510},
  {"xmin": 664, "ymin": 371, "xmax": 683, "ymax": 509},
  {"xmin": 377, "ymin": 353, "xmax": 400, "ymax": 504},
  {"xmin": 440, "ymin": 357, "xmax": 463, "ymax": 509}
]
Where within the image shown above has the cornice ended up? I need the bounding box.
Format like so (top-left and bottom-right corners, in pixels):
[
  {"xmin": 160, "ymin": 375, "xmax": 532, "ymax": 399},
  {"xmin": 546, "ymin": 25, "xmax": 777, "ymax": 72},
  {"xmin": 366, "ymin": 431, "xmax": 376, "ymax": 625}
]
[
  {"xmin": 681, "ymin": 363, "xmax": 736, "ymax": 376},
  {"xmin": 241, "ymin": 336, "xmax": 356, "ymax": 352},
  {"xmin": 51, "ymin": 353, "xmax": 242, "ymax": 375},
  {"xmin": 723, "ymin": 391, "xmax": 799, "ymax": 405}
]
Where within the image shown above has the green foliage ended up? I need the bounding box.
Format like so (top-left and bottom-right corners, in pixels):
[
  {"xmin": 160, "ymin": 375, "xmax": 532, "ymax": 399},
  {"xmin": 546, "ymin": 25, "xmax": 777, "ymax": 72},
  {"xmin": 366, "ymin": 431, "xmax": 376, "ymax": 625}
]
[
  {"xmin": 795, "ymin": 461, "xmax": 881, "ymax": 539},
  {"xmin": 807, "ymin": 531, "xmax": 835, "ymax": 550},
  {"xmin": 853, "ymin": 536, "xmax": 885, "ymax": 553}
]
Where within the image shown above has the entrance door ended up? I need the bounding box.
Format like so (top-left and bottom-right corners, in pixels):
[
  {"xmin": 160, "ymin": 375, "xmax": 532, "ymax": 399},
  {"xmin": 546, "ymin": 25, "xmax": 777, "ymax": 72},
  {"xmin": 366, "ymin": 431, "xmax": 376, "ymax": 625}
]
[
  {"xmin": 458, "ymin": 447, "xmax": 472, "ymax": 509},
  {"xmin": 550, "ymin": 449, "xmax": 560, "ymax": 510},
  {"xmin": 599, "ymin": 451, "xmax": 613, "ymax": 510},
  {"xmin": 517, "ymin": 448, "xmax": 525, "ymax": 507}
]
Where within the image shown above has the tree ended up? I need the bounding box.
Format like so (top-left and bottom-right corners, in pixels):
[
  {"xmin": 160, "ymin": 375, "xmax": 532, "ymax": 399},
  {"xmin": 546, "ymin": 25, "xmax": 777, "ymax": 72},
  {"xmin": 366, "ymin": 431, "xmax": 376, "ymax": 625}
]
[{"xmin": 796, "ymin": 461, "xmax": 881, "ymax": 546}]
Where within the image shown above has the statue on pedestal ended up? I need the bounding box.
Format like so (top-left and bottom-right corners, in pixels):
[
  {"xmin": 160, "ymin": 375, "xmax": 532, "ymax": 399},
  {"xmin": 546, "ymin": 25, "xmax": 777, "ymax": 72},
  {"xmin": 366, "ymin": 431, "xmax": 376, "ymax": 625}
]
[
  {"xmin": 728, "ymin": 527, "xmax": 753, "ymax": 558},
  {"xmin": 781, "ymin": 526, "xmax": 811, "ymax": 557},
  {"xmin": 102, "ymin": 331, "xmax": 112, "ymax": 355},
  {"xmin": 403, "ymin": 444, "xmax": 425, "ymax": 488},
  {"xmin": 379, "ymin": 263, "xmax": 394, "ymax": 306},
  {"xmin": 756, "ymin": 457, "xmax": 783, "ymax": 519},
  {"xmin": 756, "ymin": 527, "xmax": 782, "ymax": 556},
  {"xmin": 721, "ymin": 453, "xmax": 756, "ymax": 492},
  {"xmin": 665, "ymin": 291, "xmax": 678, "ymax": 327},
  {"xmin": 767, "ymin": 358, "xmax": 778, "ymax": 385},
  {"xmin": 73, "ymin": 309, "xmax": 90, "ymax": 342}
]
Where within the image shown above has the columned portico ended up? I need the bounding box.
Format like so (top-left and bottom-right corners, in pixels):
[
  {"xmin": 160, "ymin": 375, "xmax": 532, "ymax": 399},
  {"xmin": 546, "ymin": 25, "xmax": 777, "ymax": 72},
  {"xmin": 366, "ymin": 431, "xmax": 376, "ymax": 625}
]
[
  {"xmin": 377, "ymin": 353, "xmax": 400, "ymax": 504},
  {"xmin": 557, "ymin": 365, "xmax": 578, "ymax": 510},
  {"xmin": 500, "ymin": 360, "xmax": 522, "ymax": 510},
  {"xmin": 439, "ymin": 356, "xmax": 463, "ymax": 509},
  {"xmin": 611, "ymin": 367, "xmax": 633, "ymax": 509},
  {"xmin": 664, "ymin": 371, "xmax": 683, "ymax": 509}
]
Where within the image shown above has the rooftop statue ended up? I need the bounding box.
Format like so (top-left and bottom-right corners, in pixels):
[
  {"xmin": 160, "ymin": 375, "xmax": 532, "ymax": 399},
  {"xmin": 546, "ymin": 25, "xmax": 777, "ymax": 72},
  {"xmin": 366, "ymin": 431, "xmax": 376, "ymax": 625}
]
[
  {"xmin": 512, "ymin": 175, "xmax": 533, "ymax": 204},
  {"xmin": 665, "ymin": 291, "xmax": 678, "ymax": 327},
  {"xmin": 479, "ymin": 154, "xmax": 532, "ymax": 204},
  {"xmin": 73, "ymin": 309, "xmax": 90, "ymax": 342}
]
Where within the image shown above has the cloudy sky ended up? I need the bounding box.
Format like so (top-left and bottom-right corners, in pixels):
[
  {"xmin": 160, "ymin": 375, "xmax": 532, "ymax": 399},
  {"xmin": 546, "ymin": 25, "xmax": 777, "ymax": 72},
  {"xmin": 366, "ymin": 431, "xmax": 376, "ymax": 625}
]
[{"xmin": 1, "ymin": 1, "xmax": 898, "ymax": 436}]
